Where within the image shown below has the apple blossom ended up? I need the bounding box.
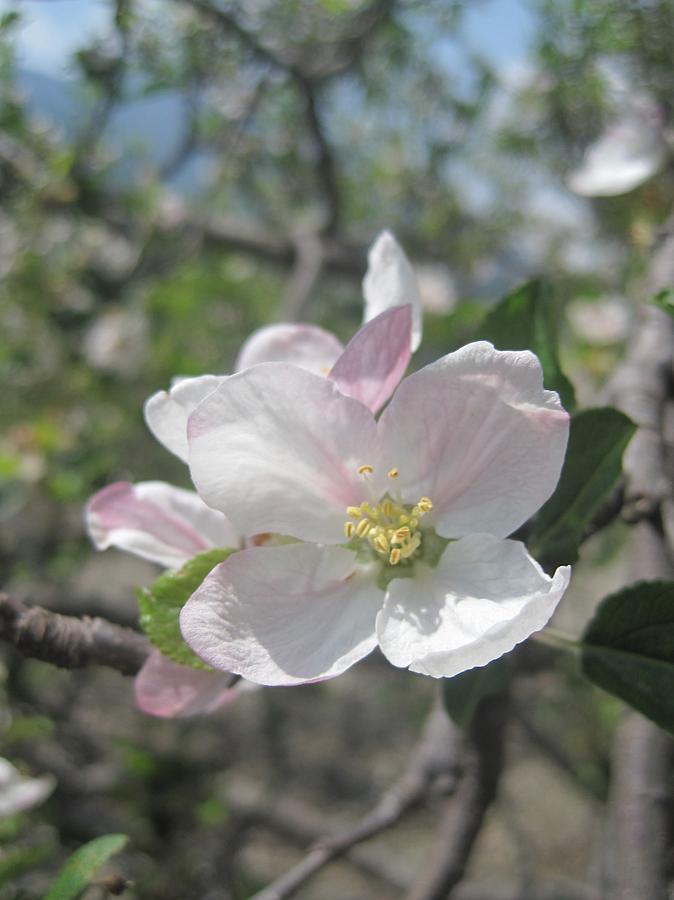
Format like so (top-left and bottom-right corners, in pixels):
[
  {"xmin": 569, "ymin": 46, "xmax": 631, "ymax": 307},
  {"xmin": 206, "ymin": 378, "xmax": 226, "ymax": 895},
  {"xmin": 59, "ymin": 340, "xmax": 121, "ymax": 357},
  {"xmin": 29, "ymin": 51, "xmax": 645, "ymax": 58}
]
[
  {"xmin": 85, "ymin": 481, "xmax": 244, "ymax": 717},
  {"xmin": 180, "ymin": 341, "xmax": 571, "ymax": 685},
  {"xmin": 567, "ymin": 96, "xmax": 666, "ymax": 197},
  {"xmin": 0, "ymin": 758, "xmax": 55, "ymax": 818},
  {"xmin": 144, "ymin": 230, "xmax": 421, "ymax": 462}
]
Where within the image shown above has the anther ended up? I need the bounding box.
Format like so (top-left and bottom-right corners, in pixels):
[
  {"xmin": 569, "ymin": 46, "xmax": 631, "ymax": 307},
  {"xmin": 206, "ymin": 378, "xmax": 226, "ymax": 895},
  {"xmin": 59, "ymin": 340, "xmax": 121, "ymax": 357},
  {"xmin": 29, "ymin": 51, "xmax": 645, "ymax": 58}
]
[
  {"xmin": 347, "ymin": 506, "xmax": 362, "ymax": 518},
  {"xmin": 418, "ymin": 497, "xmax": 433, "ymax": 512},
  {"xmin": 393, "ymin": 527, "xmax": 411, "ymax": 544},
  {"xmin": 389, "ymin": 548, "xmax": 402, "ymax": 565},
  {"xmin": 387, "ymin": 468, "xmax": 399, "ymax": 479},
  {"xmin": 356, "ymin": 519, "xmax": 372, "ymax": 538},
  {"xmin": 344, "ymin": 521, "xmax": 355, "ymax": 538},
  {"xmin": 358, "ymin": 464, "xmax": 374, "ymax": 476},
  {"xmin": 373, "ymin": 533, "xmax": 390, "ymax": 554}
]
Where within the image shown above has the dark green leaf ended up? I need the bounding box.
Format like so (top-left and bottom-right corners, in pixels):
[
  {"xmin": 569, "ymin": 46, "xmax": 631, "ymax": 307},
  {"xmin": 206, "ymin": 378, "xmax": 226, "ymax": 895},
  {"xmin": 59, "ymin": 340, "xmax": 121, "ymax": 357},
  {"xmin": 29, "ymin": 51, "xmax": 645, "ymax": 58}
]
[
  {"xmin": 44, "ymin": 834, "xmax": 128, "ymax": 900},
  {"xmin": 442, "ymin": 655, "xmax": 512, "ymax": 727},
  {"xmin": 581, "ymin": 581, "xmax": 674, "ymax": 735},
  {"xmin": 481, "ymin": 280, "xmax": 576, "ymax": 409},
  {"xmin": 528, "ymin": 407, "xmax": 635, "ymax": 570},
  {"xmin": 651, "ymin": 288, "xmax": 674, "ymax": 318},
  {"xmin": 138, "ymin": 548, "xmax": 233, "ymax": 669}
]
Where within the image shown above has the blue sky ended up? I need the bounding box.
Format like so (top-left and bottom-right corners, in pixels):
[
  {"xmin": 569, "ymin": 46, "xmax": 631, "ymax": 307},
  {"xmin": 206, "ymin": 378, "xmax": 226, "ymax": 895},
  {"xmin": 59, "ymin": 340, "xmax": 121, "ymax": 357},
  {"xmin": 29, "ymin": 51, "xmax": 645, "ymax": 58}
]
[{"xmin": 3, "ymin": 0, "xmax": 536, "ymax": 77}]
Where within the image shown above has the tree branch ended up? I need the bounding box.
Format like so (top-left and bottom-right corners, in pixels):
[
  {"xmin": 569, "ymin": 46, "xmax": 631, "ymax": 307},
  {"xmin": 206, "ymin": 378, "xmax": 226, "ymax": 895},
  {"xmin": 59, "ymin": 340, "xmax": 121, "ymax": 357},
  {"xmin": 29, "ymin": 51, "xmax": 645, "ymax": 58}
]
[
  {"xmin": 249, "ymin": 697, "xmax": 462, "ymax": 900},
  {"xmin": 600, "ymin": 218, "xmax": 674, "ymax": 900},
  {"xmin": 0, "ymin": 592, "xmax": 149, "ymax": 676},
  {"xmin": 405, "ymin": 692, "xmax": 509, "ymax": 900}
]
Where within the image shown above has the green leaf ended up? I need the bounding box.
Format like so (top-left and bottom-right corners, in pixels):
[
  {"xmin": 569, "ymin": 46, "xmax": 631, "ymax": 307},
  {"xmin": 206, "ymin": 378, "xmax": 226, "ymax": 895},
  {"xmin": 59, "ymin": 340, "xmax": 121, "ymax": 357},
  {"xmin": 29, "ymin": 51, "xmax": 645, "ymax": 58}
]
[
  {"xmin": 582, "ymin": 581, "xmax": 674, "ymax": 735},
  {"xmin": 442, "ymin": 655, "xmax": 512, "ymax": 727},
  {"xmin": 528, "ymin": 407, "xmax": 635, "ymax": 570},
  {"xmin": 651, "ymin": 288, "xmax": 674, "ymax": 318},
  {"xmin": 44, "ymin": 834, "xmax": 128, "ymax": 900},
  {"xmin": 138, "ymin": 548, "xmax": 232, "ymax": 669},
  {"xmin": 481, "ymin": 279, "xmax": 576, "ymax": 409}
]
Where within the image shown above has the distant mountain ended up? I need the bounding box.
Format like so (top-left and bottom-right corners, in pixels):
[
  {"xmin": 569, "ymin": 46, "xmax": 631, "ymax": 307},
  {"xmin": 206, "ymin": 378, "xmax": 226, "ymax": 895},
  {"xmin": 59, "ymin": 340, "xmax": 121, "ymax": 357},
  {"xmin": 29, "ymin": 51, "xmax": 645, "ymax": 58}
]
[{"xmin": 16, "ymin": 68, "xmax": 209, "ymax": 191}]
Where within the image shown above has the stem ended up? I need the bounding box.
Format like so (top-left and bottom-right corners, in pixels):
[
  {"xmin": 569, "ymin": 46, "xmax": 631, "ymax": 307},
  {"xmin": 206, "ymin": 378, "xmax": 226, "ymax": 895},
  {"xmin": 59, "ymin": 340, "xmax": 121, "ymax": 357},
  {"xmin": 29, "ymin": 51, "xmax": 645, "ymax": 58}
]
[{"xmin": 531, "ymin": 626, "xmax": 581, "ymax": 653}]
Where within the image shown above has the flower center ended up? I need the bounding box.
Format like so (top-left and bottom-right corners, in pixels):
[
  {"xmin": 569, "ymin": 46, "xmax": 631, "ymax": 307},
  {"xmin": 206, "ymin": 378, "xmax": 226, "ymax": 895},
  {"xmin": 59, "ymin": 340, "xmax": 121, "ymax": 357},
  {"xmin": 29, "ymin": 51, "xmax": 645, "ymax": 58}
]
[{"xmin": 343, "ymin": 465, "xmax": 433, "ymax": 566}]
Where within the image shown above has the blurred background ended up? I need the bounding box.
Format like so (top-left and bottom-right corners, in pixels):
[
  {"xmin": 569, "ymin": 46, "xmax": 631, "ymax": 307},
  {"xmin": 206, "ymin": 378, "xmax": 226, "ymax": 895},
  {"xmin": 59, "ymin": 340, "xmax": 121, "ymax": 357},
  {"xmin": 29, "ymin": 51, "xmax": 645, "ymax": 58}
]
[{"xmin": 1, "ymin": 1, "xmax": 673, "ymax": 897}]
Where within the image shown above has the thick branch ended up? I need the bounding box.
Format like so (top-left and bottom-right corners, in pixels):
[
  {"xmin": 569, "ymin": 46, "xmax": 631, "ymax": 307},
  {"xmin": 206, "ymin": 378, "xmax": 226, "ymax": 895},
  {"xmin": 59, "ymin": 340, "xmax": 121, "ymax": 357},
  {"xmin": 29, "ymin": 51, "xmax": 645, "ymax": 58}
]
[
  {"xmin": 249, "ymin": 698, "xmax": 462, "ymax": 900},
  {"xmin": 0, "ymin": 593, "xmax": 149, "ymax": 676},
  {"xmin": 300, "ymin": 78, "xmax": 341, "ymax": 235},
  {"xmin": 601, "ymin": 220, "xmax": 674, "ymax": 900}
]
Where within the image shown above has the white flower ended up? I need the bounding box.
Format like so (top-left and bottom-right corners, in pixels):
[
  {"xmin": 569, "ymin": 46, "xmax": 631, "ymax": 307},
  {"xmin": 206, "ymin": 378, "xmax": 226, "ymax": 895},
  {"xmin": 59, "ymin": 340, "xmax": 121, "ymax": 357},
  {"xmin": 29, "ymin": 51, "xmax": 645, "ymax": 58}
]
[
  {"xmin": 83, "ymin": 307, "xmax": 148, "ymax": 377},
  {"xmin": 144, "ymin": 231, "xmax": 421, "ymax": 462},
  {"xmin": 180, "ymin": 342, "xmax": 571, "ymax": 685},
  {"xmin": 85, "ymin": 481, "xmax": 244, "ymax": 718},
  {"xmin": 0, "ymin": 758, "xmax": 55, "ymax": 818},
  {"xmin": 567, "ymin": 95, "xmax": 666, "ymax": 197}
]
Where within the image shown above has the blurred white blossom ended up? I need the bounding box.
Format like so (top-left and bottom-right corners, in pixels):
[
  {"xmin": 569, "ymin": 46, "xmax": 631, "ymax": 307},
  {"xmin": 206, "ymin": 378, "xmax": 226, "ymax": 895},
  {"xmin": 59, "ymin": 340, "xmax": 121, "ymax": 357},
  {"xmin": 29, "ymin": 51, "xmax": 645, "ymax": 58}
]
[
  {"xmin": 567, "ymin": 295, "xmax": 631, "ymax": 345},
  {"xmin": 0, "ymin": 758, "xmax": 55, "ymax": 819},
  {"xmin": 83, "ymin": 307, "xmax": 148, "ymax": 377},
  {"xmin": 415, "ymin": 264, "xmax": 457, "ymax": 315}
]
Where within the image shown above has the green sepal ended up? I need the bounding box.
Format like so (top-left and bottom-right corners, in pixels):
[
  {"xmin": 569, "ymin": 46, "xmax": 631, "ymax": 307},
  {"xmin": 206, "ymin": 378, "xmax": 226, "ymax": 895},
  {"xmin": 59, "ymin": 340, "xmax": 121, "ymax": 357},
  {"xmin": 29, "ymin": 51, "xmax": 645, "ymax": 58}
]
[{"xmin": 137, "ymin": 548, "xmax": 233, "ymax": 670}]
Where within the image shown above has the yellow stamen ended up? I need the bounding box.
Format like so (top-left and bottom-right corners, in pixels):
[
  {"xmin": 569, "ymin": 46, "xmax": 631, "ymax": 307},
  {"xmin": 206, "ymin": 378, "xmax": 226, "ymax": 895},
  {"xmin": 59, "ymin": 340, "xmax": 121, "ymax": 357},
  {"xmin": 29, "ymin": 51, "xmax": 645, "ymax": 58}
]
[
  {"xmin": 343, "ymin": 467, "xmax": 432, "ymax": 567},
  {"xmin": 373, "ymin": 533, "xmax": 390, "ymax": 554},
  {"xmin": 356, "ymin": 519, "xmax": 372, "ymax": 537}
]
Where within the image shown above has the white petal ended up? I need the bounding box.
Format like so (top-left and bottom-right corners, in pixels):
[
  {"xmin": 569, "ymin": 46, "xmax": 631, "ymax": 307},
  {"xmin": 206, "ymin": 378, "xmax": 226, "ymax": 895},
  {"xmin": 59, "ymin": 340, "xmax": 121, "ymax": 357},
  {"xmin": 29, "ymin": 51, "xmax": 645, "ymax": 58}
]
[
  {"xmin": 134, "ymin": 650, "xmax": 242, "ymax": 718},
  {"xmin": 376, "ymin": 534, "xmax": 570, "ymax": 678},
  {"xmin": 145, "ymin": 375, "xmax": 225, "ymax": 462},
  {"xmin": 363, "ymin": 231, "xmax": 422, "ymax": 351},
  {"xmin": 0, "ymin": 759, "xmax": 55, "ymax": 818},
  {"xmin": 377, "ymin": 342, "xmax": 569, "ymax": 539},
  {"xmin": 188, "ymin": 363, "xmax": 383, "ymax": 544},
  {"xmin": 85, "ymin": 481, "xmax": 239, "ymax": 569},
  {"xmin": 235, "ymin": 323, "xmax": 344, "ymax": 375},
  {"xmin": 180, "ymin": 543, "xmax": 381, "ymax": 685},
  {"xmin": 567, "ymin": 112, "xmax": 665, "ymax": 197}
]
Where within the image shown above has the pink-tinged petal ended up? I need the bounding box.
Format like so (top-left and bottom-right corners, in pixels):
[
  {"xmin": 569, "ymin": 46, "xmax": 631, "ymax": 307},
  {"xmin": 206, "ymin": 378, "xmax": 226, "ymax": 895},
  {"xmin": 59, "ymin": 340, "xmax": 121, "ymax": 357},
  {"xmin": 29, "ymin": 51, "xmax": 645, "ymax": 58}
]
[
  {"xmin": 376, "ymin": 534, "xmax": 570, "ymax": 678},
  {"xmin": 0, "ymin": 759, "xmax": 55, "ymax": 818},
  {"xmin": 235, "ymin": 323, "xmax": 344, "ymax": 374},
  {"xmin": 567, "ymin": 109, "xmax": 665, "ymax": 197},
  {"xmin": 378, "ymin": 342, "xmax": 569, "ymax": 539},
  {"xmin": 363, "ymin": 231, "xmax": 422, "ymax": 352},
  {"xmin": 188, "ymin": 363, "xmax": 383, "ymax": 544},
  {"xmin": 145, "ymin": 375, "xmax": 225, "ymax": 462},
  {"xmin": 85, "ymin": 481, "xmax": 239, "ymax": 569},
  {"xmin": 134, "ymin": 650, "xmax": 242, "ymax": 718},
  {"xmin": 181, "ymin": 543, "xmax": 381, "ymax": 685},
  {"xmin": 329, "ymin": 306, "xmax": 412, "ymax": 414}
]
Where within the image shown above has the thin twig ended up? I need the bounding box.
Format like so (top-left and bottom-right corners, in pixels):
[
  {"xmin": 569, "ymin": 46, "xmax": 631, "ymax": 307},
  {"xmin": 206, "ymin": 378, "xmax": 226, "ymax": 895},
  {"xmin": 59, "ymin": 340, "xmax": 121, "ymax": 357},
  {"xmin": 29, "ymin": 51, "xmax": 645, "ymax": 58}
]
[
  {"xmin": 248, "ymin": 697, "xmax": 462, "ymax": 900},
  {"xmin": 405, "ymin": 691, "xmax": 509, "ymax": 900}
]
